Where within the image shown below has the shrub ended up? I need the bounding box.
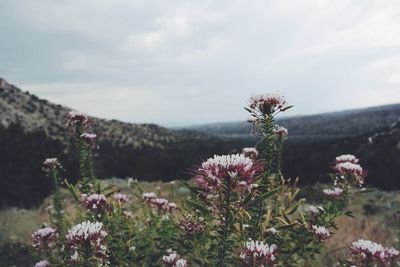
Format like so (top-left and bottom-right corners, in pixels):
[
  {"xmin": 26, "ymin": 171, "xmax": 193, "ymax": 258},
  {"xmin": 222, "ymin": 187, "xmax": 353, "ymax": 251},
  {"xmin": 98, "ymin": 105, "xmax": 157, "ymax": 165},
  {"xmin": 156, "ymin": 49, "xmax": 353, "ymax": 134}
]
[{"xmin": 30, "ymin": 95, "xmax": 399, "ymax": 266}]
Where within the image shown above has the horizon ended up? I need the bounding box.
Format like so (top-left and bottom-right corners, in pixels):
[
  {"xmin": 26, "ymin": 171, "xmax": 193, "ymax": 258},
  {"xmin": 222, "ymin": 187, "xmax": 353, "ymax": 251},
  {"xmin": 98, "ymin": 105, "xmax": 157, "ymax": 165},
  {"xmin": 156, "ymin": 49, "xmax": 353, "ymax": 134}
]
[
  {"xmin": 3, "ymin": 76, "xmax": 399, "ymax": 128},
  {"xmin": 1, "ymin": 1, "xmax": 400, "ymax": 126}
]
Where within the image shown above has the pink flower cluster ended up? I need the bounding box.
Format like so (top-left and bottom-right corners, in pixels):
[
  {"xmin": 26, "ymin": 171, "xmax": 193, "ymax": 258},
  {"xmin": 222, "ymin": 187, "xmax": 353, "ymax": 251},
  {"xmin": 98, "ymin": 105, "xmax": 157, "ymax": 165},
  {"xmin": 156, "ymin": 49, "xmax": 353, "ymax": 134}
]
[
  {"xmin": 249, "ymin": 94, "xmax": 288, "ymax": 115},
  {"xmin": 239, "ymin": 240, "xmax": 277, "ymax": 266},
  {"xmin": 32, "ymin": 227, "xmax": 58, "ymax": 250},
  {"xmin": 142, "ymin": 192, "xmax": 178, "ymax": 212},
  {"xmin": 80, "ymin": 132, "xmax": 97, "ymax": 149},
  {"xmin": 350, "ymin": 239, "xmax": 399, "ymax": 265},
  {"xmin": 333, "ymin": 154, "xmax": 366, "ymax": 186},
  {"xmin": 179, "ymin": 216, "xmax": 205, "ymax": 236},
  {"xmin": 195, "ymin": 154, "xmax": 260, "ymax": 191},
  {"xmin": 311, "ymin": 225, "xmax": 331, "ymax": 241},
  {"xmin": 162, "ymin": 251, "xmax": 187, "ymax": 267},
  {"xmin": 43, "ymin": 158, "xmax": 61, "ymax": 170},
  {"xmin": 66, "ymin": 221, "xmax": 108, "ymax": 259},
  {"xmin": 335, "ymin": 154, "xmax": 359, "ymax": 164},
  {"xmin": 113, "ymin": 193, "xmax": 129, "ymax": 203},
  {"xmin": 67, "ymin": 111, "xmax": 89, "ymax": 129},
  {"xmin": 34, "ymin": 260, "xmax": 50, "ymax": 267},
  {"xmin": 323, "ymin": 187, "xmax": 343, "ymax": 197},
  {"xmin": 81, "ymin": 193, "xmax": 108, "ymax": 213}
]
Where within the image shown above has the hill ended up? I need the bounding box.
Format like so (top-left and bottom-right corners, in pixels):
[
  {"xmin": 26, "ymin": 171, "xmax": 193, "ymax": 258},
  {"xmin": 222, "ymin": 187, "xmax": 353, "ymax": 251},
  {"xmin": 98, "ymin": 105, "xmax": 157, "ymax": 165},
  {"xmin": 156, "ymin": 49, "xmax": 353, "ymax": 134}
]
[
  {"xmin": 0, "ymin": 78, "xmax": 249, "ymax": 207},
  {"xmin": 183, "ymin": 104, "xmax": 400, "ymax": 140},
  {"xmin": 0, "ymin": 77, "xmax": 399, "ymax": 207}
]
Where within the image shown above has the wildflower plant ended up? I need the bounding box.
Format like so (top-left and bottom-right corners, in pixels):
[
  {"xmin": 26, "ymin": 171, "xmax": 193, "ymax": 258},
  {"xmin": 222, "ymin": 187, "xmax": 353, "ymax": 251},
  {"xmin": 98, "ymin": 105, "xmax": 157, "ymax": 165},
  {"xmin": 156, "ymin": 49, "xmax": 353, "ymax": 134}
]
[{"xmin": 29, "ymin": 96, "xmax": 398, "ymax": 267}]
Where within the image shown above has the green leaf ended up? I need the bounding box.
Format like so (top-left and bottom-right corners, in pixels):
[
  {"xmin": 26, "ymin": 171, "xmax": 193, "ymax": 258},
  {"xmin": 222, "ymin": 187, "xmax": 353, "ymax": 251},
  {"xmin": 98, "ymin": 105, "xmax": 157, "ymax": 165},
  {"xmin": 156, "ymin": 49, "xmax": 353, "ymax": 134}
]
[
  {"xmin": 250, "ymin": 188, "xmax": 279, "ymax": 206},
  {"xmin": 186, "ymin": 199, "xmax": 210, "ymax": 214},
  {"xmin": 64, "ymin": 179, "xmax": 80, "ymax": 202}
]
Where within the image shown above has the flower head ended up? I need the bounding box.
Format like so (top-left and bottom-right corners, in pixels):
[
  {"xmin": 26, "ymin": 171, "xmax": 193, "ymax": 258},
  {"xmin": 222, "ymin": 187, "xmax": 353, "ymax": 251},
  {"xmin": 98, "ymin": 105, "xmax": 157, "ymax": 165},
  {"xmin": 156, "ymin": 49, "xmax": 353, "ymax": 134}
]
[
  {"xmin": 195, "ymin": 154, "xmax": 260, "ymax": 191},
  {"xmin": 142, "ymin": 192, "xmax": 157, "ymax": 202},
  {"xmin": 113, "ymin": 193, "xmax": 129, "ymax": 203},
  {"xmin": 179, "ymin": 216, "xmax": 205, "ymax": 236},
  {"xmin": 240, "ymin": 240, "xmax": 277, "ymax": 265},
  {"xmin": 249, "ymin": 93, "xmax": 288, "ymax": 115},
  {"xmin": 350, "ymin": 239, "xmax": 399, "ymax": 264},
  {"xmin": 43, "ymin": 158, "xmax": 61, "ymax": 171},
  {"xmin": 81, "ymin": 194, "xmax": 108, "ymax": 213},
  {"xmin": 307, "ymin": 205, "xmax": 324, "ymax": 214},
  {"xmin": 66, "ymin": 221, "xmax": 108, "ymax": 259},
  {"xmin": 335, "ymin": 154, "xmax": 359, "ymax": 164},
  {"xmin": 334, "ymin": 161, "xmax": 366, "ymax": 186},
  {"xmin": 67, "ymin": 111, "xmax": 89, "ymax": 129},
  {"xmin": 323, "ymin": 187, "xmax": 343, "ymax": 197},
  {"xmin": 162, "ymin": 251, "xmax": 187, "ymax": 267},
  {"xmin": 312, "ymin": 225, "xmax": 331, "ymax": 241},
  {"xmin": 32, "ymin": 227, "xmax": 58, "ymax": 250},
  {"xmin": 80, "ymin": 132, "xmax": 97, "ymax": 149},
  {"xmin": 34, "ymin": 260, "xmax": 50, "ymax": 267}
]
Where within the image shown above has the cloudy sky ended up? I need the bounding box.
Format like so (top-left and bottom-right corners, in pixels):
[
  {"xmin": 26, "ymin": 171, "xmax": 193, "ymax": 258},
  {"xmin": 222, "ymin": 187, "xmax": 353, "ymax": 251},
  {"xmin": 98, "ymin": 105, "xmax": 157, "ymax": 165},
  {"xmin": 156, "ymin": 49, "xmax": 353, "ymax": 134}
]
[{"xmin": 1, "ymin": 0, "xmax": 400, "ymax": 126}]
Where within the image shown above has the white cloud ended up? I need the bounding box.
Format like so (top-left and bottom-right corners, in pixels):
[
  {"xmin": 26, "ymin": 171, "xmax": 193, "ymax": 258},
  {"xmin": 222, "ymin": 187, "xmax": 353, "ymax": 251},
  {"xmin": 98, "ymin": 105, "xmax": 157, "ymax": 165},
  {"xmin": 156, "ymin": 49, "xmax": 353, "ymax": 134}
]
[{"xmin": 0, "ymin": 0, "xmax": 399, "ymax": 126}]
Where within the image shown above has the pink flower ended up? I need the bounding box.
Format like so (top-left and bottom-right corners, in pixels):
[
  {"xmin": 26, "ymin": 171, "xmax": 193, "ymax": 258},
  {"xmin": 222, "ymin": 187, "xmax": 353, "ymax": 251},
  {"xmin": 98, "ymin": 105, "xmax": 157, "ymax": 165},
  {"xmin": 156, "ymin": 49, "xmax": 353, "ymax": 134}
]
[
  {"xmin": 323, "ymin": 187, "xmax": 343, "ymax": 197},
  {"xmin": 249, "ymin": 94, "xmax": 288, "ymax": 114},
  {"xmin": 162, "ymin": 251, "xmax": 187, "ymax": 267},
  {"xmin": 80, "ymin": 132, "xmax": 97, "ymax": 149},
  {"xmin": 335, "ymin": 154, "xmax": 359, "ymax": 164},
  {"xmin": 66, "ymin": 221, "xmax": 108, "ymax": 259},
  {"xmin": 350, "ymin": 239, "xmax": 399, "ymax": 264},
  {"xmin": 32, "ymin": 227, "xmax": 58, "ymax": 250},
  {"xmin": 113, "ymin": 193, "xmax": 129, "ymax": 203},
  {"xmin": 239, "ymin": 240, "xmax": 277, "ymax": 265},
  {"xmin": 43, "ymin": 158, "xmax": 61, "ymax": 169},
  {"xmin": 67, "ymin": 111, "xmax": 89, "ymax": 129},
  {"xmin": 34, "ymin": 260, "xmax": 50, "ymax": 267},
  {"xmin": 179, "ymin": 216, "xmax": 205, "ymax": 236},
  {"xmin": 142, "ymin": 192, "xmax": 157, "ymax": 202},
  {"xmin": 195, "ymin": 154, "xmax": 260, "ymax": 191},
  {"xmin": 334, "ymin": 161, "xmax": 366, "ymax": 186},
  {"xmin": 81, "ymin": 194, "xmax": 108, "ymax": 213},
  {"xmin": 311, "ymin": 225, "xmax": 331, "ymax": 241}
]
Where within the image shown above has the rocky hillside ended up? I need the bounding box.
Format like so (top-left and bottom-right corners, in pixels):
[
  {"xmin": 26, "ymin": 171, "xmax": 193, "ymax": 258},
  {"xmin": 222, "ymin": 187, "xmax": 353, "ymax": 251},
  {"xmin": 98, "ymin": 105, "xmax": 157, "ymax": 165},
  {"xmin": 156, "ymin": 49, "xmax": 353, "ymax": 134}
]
[
  {"xmin": 0, "ymin": 78, "xmax": 200, "ymax": 149},
  {"xmin": 0, "ymin": 78, "xmax": 247, "ymax": 207}
]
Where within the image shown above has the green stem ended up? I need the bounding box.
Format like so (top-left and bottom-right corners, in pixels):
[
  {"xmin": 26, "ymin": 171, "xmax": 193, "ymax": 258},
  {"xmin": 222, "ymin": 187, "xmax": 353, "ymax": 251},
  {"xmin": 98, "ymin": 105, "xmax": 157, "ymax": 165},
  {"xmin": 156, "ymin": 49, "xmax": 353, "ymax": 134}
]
[{"xmin": 217, "ymin": 178, "xmax": 233, "ymax": 266}]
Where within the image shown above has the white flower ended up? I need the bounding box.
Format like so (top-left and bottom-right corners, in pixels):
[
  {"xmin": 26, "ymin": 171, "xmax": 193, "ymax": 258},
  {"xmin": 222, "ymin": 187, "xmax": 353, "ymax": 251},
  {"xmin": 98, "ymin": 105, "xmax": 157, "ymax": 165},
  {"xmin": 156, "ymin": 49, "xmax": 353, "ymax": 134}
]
[
  {"xmin": 34, "ymin": 260, "xmax": 50, "ymax": 267},
  {"xmin": 175, "ymin": 259, "xmax": 187, "ymax": 267},
  {"xmin": 162, "ymin": 252, "xmax": 177, "ymax": 264},
  {"xmin": 323, "ymin": 187, "xmax": 343, "ymax": 197},
  {"xmin": 335, "ymin": 154, "xmax": 359, "ymax": 164},
  {"xmin": 312, "ymin": 225, "xmax": 331, "ymax": 241},
  {"xmin": 266, "ymin": 227, "xmax": 279, "ymax": 235},
  {"xmin": 241, "ymin": 240, "xmax": 277, "ymax": 263},
  {"xmin": 307, "ymin": 205, "xmax": 324, "ymax": 214}
]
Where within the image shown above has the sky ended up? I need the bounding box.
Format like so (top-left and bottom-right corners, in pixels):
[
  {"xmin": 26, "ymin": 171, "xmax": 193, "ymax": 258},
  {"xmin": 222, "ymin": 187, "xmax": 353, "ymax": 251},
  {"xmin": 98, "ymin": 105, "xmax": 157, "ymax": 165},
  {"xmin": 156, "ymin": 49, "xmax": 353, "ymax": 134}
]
[{"xmin": 1, "ymin": 0, "xmax": 400, "ymax": 127}]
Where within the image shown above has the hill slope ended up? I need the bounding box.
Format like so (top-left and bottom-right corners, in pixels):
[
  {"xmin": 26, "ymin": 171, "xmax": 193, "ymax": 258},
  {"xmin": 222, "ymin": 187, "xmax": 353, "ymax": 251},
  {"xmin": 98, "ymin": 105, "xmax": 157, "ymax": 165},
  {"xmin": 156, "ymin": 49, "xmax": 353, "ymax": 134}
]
[
  {"xmin": 0, "ymin": 78, "xmax": 247, "ymax": 207},
  {"xmin": 183, "ymin": 104, "xmax": 400, "ymax": 140}
]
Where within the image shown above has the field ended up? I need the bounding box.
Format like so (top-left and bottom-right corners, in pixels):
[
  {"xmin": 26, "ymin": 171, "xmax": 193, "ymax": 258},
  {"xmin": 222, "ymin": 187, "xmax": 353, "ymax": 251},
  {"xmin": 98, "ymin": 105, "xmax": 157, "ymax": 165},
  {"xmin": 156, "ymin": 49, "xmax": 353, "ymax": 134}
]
[{"xmin": 0, "ymin": 179, "xmax": 399, "ymax": 267}]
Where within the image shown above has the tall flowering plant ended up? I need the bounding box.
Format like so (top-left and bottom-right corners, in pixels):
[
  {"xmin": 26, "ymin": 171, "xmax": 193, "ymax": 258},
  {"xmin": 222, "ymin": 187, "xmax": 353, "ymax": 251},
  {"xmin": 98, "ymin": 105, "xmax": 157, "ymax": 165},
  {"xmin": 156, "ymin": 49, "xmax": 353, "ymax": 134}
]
[{"xmin": 29, "ymin": 95, "xmax": 398, "ymax": 267}]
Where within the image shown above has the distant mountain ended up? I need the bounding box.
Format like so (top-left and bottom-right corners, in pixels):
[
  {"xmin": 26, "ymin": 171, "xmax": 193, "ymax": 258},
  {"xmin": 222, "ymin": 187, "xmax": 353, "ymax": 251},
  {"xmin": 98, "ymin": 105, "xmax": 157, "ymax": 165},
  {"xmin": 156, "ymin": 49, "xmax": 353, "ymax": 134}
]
[{"xmin": 183, "ymin": 104, "xmax": 400, "ymax": 140}]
